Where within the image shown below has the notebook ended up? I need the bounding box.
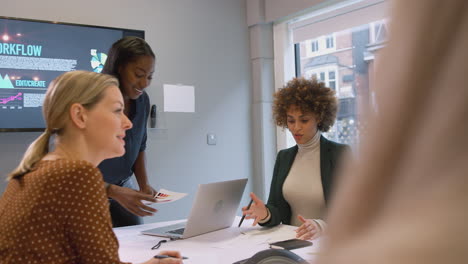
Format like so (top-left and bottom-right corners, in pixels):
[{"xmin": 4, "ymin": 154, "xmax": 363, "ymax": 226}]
[{"xmin": 141, "ymin": 178, "xmax": 248, "ymax": 239}]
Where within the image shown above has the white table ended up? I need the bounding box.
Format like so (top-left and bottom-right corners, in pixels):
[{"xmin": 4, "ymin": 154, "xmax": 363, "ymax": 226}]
[{"xmin": 114, "ymin": 217, "xmax": 321, "ymax": 264}]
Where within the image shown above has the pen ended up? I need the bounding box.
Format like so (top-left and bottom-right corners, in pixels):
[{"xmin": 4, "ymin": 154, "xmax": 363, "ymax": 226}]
[
  {"xmin": 154, "ymin": 255, "xmax": 189, "ymax": 260},
  {"xmin": 238, "ymin": 199, "xmax": 253, "ymax": 227}
]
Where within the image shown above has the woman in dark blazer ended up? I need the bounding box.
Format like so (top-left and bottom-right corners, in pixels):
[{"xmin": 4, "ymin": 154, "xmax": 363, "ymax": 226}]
[{"xmin": 242, "ymin": 77, "xmax": 349, "ymax": 240}]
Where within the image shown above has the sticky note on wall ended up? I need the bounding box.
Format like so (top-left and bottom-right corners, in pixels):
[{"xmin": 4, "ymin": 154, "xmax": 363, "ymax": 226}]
[{"xmin": 163, "ymin": 84, "xmax": 195, "ymax": 112}]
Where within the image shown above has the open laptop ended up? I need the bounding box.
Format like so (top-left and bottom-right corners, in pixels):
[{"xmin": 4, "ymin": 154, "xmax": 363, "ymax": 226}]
[{"xmin": 141, "ymin": 178, "xmax": 248, "ymax": 239}]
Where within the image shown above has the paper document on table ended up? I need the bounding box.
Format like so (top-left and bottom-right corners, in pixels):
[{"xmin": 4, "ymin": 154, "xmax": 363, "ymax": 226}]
[
  {"xmin": 211, "ymin": 233, "xmax": 268, "ymax": 249},
  {"xmin": 213, "ymin": 224, "xmax": 297, "ymax": 249},
  {"xmin": 143, "ymin": 189, "xmax": 187, "ymax": 205},
  {"xmin": 242, "ymin": 224, "xmax": 297, "ymax": 243}
]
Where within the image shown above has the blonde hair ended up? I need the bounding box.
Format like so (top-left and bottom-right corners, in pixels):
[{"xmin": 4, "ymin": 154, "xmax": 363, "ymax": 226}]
[{"xmin": 8, "ymin": 71, "xmax": 119, "ymax": 180}]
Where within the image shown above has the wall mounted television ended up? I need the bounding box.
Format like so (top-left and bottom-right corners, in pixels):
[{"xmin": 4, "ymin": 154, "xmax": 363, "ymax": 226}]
[{"xmin": 0, "ymin": 16, "xmax": 144, "ymax": 132}]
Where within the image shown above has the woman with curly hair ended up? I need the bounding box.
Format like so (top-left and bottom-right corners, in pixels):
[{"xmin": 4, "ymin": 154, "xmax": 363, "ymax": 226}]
[{"xmin": 242, "ymin": 77, "xmax": 349, "ymax": 240}]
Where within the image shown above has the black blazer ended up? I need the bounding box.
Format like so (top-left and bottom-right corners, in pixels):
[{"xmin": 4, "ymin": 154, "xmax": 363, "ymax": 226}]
[{"xmin": 260, "ymin": 135, "xmax": 349, "ymax": 227}]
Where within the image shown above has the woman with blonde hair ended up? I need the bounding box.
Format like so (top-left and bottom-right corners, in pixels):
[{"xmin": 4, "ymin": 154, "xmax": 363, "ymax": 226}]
[{"xmin": 0, "ymin": 71, "xmax": 182, "ymax": 264}]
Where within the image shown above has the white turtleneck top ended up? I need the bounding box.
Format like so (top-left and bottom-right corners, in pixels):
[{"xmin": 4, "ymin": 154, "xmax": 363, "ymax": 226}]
[{"xmin": 282, "ymin": 130, "xmax": 325, "ymax": 227}]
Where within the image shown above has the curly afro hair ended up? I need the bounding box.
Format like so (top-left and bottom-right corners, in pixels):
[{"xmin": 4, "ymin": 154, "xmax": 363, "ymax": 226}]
[{"xmin": 273, "ymin": 77, "xmax": 338, "ymax": 132}]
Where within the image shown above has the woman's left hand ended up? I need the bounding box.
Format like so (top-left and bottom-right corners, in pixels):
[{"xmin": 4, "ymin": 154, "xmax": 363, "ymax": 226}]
[{"xmin": 295, "ymin": 215, "xmax": 321, "ymax": 240}]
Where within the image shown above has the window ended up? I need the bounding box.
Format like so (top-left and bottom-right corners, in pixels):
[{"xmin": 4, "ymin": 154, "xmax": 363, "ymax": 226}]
[
  {"xmin": 275, "ymin": 0, "xmax": 389, "ymax": 149},
  {"xmin": 298, "ymin": 23, "xmax": 388, "ymax": 146},
  {"xmin": 370, "ymin": 20, "xmax": 388, "ymax": 44},
  {"xmin": 305, "ymin": 66, "xmax": 339, "ymax": 95},
  {"xmin": 305, "ymin": 34, "xmax": 337, "ymax": 57},
  {"xmin": 328, "ymin": 71, "xmax": 336, "ymax": 89},
  {"xmin": 311, "ymin": 40, "xmax": 319, "ymax": 52},
  {"xmin": 326, "ymin": 35, "xmax": 334, "ymax": 49}
]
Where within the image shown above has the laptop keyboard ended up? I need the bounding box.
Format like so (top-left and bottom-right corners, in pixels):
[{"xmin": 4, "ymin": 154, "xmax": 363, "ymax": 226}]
[{"xmin": 167, "ymin": 227, "xmax": 185, "ymax": 235}]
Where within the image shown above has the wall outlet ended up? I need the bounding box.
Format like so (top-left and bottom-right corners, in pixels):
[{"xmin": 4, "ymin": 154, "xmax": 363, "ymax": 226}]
[{"xmin": 207, "ymin": 133, "xmax": 217, "ymax": 145}]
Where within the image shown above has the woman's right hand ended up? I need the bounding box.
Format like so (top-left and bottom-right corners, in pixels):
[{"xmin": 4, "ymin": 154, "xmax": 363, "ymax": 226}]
[
  {"xmin": 107, "ymin": 184, "xmax": 157, "ymax": 217},
  {"xmin": 295, "ymin": 215, "xmax": 321, "ymax": 240},
  {"xmin": 142, "ymin": 251, "xmax": 183, "ymax": 264},
  {"xmin": 242, "ymin": 192, "xmax": 269, "ymax": 226}
]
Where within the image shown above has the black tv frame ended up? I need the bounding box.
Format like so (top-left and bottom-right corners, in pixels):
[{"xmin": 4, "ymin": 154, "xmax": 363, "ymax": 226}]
[{"xmin": 0, "ymin": 16, "xmax": 145, "ymax": 132}]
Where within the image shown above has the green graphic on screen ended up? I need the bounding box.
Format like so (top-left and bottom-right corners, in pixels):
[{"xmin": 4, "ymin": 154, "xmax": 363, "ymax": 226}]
[
  {"xmin": 0, "ymin": 74, "xmax": 14, "ymax": 89},
  {"xmin": 90, "ymin": 49, "xmax": 108, "ymax": 73}
]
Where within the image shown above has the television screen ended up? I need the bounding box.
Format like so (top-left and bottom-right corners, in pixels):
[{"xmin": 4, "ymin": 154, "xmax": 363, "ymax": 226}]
[{"xmin": 0, "ymin": 17, "xmax": 144, "ymax": 132}]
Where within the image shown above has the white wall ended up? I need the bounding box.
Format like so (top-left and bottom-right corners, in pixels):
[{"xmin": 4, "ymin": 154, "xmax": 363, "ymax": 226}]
[
  {"xmin": 0, "ymin": 0, "xmax": 253, "ymax": 223},
  {"xmin": 247, "ymin": 0, "xmax": 327, "ymax": 26},
  {"xmin": 266, "ymin": 0, "xmax": 330, "ymax": 22}
]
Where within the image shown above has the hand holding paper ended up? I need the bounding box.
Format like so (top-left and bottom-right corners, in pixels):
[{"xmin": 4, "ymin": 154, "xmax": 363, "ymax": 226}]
[{"xmin": 143, "ymin": 189, "xmax": 187, "ymax": 205}]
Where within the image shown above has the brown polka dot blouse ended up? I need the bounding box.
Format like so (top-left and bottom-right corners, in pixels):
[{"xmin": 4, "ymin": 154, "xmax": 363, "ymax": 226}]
[{"xmin": 0, "ymin": 160, "xmax": 131, "ymax": 264}]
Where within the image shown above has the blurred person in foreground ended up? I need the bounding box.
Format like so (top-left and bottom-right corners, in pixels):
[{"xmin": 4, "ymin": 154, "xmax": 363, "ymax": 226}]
[{"xmin": 318, "ymin": 0, "xmax": 468, "ymax": 263}]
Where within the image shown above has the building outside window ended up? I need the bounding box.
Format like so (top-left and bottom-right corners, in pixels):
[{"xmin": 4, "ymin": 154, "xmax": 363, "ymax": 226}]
[
  {"xmin": 305, "ymin": 34, "xmax": 337, "ymax": 57},
  {"xmin": 296, "ymin": 20, "xmax": 388, "ymax": 147},
  {"xmin": 274, "ymin": 0, "xmax": 389, "ymax": 150}
]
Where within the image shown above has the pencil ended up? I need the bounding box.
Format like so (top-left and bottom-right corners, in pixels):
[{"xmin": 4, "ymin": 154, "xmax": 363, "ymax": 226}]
[
  {"xmin": 154, "ymin": 255, "xmax": 189, "ymax": 260},
  {"xmin": 238, "ymin": 199, "xmax": 253, "ymax": 227}
]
